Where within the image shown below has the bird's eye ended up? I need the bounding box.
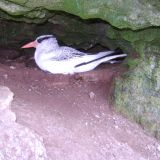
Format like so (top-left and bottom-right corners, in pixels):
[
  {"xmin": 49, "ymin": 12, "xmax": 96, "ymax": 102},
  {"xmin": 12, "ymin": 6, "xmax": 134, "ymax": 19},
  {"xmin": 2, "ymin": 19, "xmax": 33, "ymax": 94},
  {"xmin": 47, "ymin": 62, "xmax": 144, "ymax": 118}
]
[{"xmin": 37, "ymin": 36, "xmax": 53, "ymax": 43}]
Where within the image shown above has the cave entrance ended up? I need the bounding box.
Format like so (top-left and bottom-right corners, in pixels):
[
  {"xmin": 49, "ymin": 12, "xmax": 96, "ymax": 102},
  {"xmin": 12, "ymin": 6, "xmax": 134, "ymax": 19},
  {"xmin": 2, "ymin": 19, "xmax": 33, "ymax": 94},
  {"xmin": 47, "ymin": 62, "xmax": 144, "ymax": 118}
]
[{"xmin": 0, "ymin": 15, "xmax": 158, "ymax": 160}]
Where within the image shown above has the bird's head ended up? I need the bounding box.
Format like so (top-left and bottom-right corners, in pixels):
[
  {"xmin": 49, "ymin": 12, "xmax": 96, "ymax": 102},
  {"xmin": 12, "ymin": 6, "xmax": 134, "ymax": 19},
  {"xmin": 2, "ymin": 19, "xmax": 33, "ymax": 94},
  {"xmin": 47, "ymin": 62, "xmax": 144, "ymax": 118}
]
[{"xmin": 21, "ymin": 35, "xmax": 56, "ymax": 49}]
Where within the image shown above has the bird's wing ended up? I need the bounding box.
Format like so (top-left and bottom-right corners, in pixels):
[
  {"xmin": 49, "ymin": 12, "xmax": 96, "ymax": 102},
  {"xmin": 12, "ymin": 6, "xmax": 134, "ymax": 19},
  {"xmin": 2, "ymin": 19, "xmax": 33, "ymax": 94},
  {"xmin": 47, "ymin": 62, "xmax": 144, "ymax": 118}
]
[{"xmin": 56, "ymin": 46, "xmax": 86, "ymax": 60}]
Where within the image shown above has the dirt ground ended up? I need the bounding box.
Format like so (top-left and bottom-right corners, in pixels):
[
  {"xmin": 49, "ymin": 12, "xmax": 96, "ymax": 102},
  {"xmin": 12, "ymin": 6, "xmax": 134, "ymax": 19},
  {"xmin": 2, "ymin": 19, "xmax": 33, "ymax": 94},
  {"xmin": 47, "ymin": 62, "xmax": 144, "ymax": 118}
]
[{"xmin": 0, "ymin": 52, "xmax": 160, "ymax": 160}]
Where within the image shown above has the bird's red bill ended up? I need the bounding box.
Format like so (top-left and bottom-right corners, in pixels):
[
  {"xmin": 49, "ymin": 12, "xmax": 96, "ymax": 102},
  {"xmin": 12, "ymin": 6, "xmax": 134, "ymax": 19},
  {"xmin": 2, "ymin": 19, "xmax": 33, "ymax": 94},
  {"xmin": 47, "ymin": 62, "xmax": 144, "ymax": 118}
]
[{"xmin": 21, "ymin": 41, "xmax": 37, "ymax": 48}]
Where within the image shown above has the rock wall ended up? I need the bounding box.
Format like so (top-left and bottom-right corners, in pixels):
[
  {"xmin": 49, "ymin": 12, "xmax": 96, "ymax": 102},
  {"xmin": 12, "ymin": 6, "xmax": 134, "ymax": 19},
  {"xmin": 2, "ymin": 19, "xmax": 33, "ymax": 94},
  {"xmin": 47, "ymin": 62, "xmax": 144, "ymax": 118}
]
[
  {"xmin": 0, "ymin": 0, "xmax": 160, "ymax": 29},
  {"xmin": 114, "ymin": 52, "xmax": 160, "ymax": 139}
]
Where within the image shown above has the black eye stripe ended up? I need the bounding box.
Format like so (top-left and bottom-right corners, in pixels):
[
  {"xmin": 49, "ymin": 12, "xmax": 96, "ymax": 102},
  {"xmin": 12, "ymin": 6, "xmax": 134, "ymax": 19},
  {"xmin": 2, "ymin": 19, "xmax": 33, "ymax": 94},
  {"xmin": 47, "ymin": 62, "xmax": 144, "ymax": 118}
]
[{"xmin": 37, "ymin": 36, "xmax": 53, "ymax": 43}]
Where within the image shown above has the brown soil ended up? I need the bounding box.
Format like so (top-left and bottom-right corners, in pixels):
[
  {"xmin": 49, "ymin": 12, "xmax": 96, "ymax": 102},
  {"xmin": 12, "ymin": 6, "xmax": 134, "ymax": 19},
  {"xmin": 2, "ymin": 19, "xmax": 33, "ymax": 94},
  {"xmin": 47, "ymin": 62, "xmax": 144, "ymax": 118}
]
[{"xmin": 0, "ymin": 55, "xmax": 160, "ymax": 160}]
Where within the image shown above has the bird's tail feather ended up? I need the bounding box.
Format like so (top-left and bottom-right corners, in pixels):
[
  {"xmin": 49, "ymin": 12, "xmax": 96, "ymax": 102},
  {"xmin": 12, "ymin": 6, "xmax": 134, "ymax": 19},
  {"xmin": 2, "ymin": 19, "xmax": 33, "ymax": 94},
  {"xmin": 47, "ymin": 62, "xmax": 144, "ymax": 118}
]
[
  {"xmin": 106, "ymin": 49, "xmax": 127, "ymax": 63},
  {"xmin": 96, "ymin": 48, "xmax": 123, "ymax": 57},
  {"xmin": 75, "ymin": 49, "xmax": 127, "ymax": 68}
]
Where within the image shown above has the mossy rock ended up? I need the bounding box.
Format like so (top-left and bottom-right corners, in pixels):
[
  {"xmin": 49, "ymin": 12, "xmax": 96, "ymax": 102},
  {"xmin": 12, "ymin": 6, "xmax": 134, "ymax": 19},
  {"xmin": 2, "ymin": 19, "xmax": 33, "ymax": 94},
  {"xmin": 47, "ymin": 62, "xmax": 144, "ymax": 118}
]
[
  {"xmin": 1, "ymin": 0, "xmax": 160, "ymax": 30},
  {"xmin": 114, "ymin": 52, "xmax": 160, "ymax": 139}
]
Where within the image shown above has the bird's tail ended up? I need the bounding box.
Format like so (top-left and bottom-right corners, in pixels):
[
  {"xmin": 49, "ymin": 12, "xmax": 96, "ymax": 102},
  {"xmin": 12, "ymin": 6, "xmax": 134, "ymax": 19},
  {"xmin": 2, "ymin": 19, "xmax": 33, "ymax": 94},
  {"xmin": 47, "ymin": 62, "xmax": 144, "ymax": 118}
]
[
  {"xmin": 105, "ymin": 49, "xmax": 127, "ymax": 64},
  {"xmin": 90, "ymin": 49, "xmax": 127, "ymax": 64},
  {"xmin": 75, "ymin": 49, "xmax": 127, "ymax": 69}
]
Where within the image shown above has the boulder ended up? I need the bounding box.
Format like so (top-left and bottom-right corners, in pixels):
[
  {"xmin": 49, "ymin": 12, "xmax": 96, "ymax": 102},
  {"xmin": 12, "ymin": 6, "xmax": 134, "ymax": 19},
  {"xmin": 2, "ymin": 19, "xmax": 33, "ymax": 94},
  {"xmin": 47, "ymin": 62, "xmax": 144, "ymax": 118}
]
[
  {"xmin": 114, "ymin": 52, "xmax": 160, "ymax": 139},
  {"xmin": 0, "ymin": 86, "xmax": 48, "ymax": 160}
]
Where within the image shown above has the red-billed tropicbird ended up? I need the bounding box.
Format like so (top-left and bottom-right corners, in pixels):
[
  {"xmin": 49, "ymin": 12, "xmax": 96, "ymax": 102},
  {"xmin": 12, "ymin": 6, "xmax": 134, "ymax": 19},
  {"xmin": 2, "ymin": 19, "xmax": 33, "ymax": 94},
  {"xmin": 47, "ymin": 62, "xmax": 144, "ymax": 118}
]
[{"xmin": 21, "ymin": 35, "xmax": 127, "ymax": 74}]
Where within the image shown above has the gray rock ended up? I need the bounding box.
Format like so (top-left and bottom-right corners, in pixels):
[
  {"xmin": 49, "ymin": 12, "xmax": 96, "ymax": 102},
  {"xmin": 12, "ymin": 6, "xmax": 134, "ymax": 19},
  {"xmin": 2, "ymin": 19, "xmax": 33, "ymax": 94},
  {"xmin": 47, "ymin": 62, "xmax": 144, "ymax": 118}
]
[{"xmin": 0, "ymin": 86, "xmax": 48, "ymax": 160}]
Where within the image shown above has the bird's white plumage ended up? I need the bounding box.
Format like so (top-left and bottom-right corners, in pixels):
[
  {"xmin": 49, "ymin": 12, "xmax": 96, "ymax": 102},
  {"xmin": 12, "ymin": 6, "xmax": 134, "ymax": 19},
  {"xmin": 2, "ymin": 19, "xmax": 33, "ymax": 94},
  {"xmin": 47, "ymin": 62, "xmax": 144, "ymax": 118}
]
[{"xmin": 28, "ymin": 35, "xmax": 127, "ymax": 74}]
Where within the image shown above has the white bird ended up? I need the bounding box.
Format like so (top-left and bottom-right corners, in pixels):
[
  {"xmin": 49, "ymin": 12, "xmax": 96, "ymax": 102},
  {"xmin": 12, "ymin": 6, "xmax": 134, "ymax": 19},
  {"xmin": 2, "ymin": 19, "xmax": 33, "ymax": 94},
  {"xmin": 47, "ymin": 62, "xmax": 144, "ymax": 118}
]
[{"xmin": 21, "ymin": 35, "xmax": 127, "ymax": 74}]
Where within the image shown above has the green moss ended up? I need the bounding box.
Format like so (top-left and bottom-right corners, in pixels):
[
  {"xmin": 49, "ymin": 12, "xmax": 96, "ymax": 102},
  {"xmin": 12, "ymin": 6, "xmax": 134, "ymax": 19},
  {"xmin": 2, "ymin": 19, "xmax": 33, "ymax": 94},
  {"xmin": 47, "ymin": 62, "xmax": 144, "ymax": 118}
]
[
  {"xmin": 9, "ymin": 0, "xmax": 27, "ymax": 4},
  {"xmin": 0, "ymin": 0, "xmax": 29, "ymax": 15}
]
